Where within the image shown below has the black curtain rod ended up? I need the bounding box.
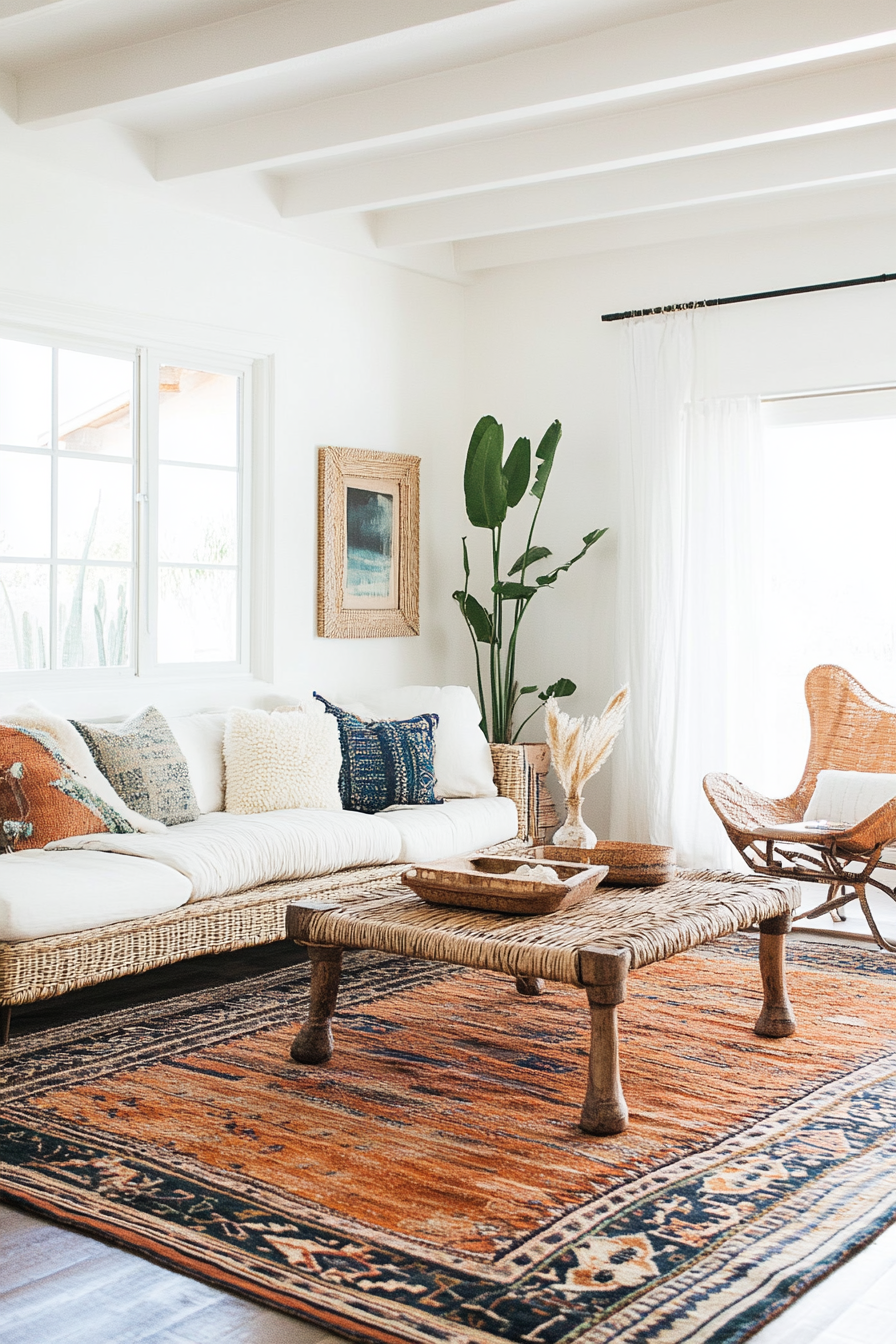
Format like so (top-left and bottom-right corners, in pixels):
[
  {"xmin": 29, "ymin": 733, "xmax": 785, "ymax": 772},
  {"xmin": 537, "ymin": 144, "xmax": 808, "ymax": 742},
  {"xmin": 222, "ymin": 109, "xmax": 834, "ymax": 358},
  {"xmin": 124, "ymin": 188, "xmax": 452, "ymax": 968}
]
[{"xmin": 601, "ymin": 270, "xmax": 896, "ymax": 323}]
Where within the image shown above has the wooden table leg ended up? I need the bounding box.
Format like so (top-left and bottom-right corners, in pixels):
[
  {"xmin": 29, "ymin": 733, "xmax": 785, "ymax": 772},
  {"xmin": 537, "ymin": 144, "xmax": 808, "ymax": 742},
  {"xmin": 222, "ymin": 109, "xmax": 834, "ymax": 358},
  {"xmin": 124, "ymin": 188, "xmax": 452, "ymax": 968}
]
[
  {"xmin": 290, "ymin": 944, "xmax": 343, "ymax": 1064},
  {"xmin": 754, "ymin": 912, "xmax": 796, "ymax": 1038},
  {"xmin": 578, "ymin": 946, "xmax": 630, "ymax": 1135},
  {"xmin": 1, "ymin": 1004, "xmax": 11, "ymax": 1048},
  {"xmin": 515, "ymin": 976, "xmax": 546, "ymax": 996}
]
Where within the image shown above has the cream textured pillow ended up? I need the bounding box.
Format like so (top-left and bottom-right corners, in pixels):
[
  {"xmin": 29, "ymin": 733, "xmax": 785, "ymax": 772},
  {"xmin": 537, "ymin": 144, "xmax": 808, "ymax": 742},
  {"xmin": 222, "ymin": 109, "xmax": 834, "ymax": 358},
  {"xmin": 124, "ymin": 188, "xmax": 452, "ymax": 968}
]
[{"xmin": 224, "ymin": 707, "xmax": 343, "ymax": 814}]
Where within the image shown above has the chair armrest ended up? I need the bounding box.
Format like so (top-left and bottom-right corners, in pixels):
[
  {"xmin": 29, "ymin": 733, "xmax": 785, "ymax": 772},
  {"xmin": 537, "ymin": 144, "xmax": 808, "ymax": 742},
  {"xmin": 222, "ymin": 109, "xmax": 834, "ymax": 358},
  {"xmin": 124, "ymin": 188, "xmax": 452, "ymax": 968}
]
[
  {"xmin": 835, "ymin": 797, "xmax": 896, "ymax": 853},
  {"xmin": 703, "ymin": 772, "xmax": 803, "ymax": 838},
  {"xmin": 490, "ymin": 744, "xmax": 531, "ymax": 841}
]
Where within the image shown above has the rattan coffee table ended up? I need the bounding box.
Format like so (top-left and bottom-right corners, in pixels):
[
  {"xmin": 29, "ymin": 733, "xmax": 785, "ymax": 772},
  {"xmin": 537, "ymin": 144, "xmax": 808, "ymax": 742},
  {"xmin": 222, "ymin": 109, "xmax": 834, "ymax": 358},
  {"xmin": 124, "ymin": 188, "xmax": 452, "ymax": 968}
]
[{"xmin": 285, "ymin": 869, "xmax": 801, "ymax": 1135}]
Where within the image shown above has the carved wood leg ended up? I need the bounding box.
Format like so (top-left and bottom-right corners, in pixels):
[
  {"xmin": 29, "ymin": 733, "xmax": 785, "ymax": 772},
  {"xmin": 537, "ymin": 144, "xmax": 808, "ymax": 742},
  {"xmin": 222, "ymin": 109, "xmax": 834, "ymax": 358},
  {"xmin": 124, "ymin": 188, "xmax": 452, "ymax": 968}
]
[
  {"xmin": 754, "ymin": 912, "xmax": 796, "ymax": 1038},
  {"xmin": 1, "ymin": 1004, "xmax": 11, "ymax": 1047},
  {"xmin": 578, "ymin": 946, "xmax": 630, "ymax": 1135},
  {"xmin": 290, "ymin": 945, "xmax": 343, "ymax": 1065},
  {"xmin": 515, "ymin": 976, "xmax": 546, "ymax": 996}
]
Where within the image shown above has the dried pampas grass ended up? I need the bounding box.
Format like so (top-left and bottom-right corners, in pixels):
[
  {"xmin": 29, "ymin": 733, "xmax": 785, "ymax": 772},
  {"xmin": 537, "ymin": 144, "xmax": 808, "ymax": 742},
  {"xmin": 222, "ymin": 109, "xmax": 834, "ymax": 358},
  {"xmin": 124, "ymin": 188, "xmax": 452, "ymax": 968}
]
[{"xmin": 544, "ymin": 686, "xmax": 630, "ymax": 806}]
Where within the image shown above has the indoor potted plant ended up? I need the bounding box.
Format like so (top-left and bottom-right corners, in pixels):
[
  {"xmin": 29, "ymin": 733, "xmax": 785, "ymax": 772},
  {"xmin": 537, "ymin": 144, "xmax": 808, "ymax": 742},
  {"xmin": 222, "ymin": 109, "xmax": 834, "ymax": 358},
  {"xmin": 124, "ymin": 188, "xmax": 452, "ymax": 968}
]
[{"xmin": 453, "ymin": 415, "xmax": 607, "ymax": 743}]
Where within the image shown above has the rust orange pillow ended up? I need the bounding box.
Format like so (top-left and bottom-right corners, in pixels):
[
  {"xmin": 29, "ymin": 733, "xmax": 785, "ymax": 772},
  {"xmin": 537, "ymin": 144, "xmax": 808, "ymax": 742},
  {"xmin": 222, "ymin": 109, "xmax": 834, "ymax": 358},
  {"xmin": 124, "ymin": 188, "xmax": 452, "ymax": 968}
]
[{"xmin": 0, "ymin": 723, "xmax": 134, "ymax": 850}]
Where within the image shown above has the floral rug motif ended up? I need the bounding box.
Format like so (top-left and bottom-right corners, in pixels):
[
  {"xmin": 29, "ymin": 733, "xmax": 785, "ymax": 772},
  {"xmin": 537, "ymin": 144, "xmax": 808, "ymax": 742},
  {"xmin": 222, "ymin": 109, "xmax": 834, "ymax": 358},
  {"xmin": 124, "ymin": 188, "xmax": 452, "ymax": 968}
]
[{"xmin": 1, "ymin": 936, "xmax": 896, "ymax": 1344}]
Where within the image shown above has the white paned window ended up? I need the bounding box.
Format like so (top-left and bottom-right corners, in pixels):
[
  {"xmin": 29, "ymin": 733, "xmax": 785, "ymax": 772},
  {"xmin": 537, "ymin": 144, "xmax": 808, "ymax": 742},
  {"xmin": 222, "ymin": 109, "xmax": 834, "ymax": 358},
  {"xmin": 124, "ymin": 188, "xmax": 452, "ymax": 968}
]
[
  {"xmin": 0, "ymin": 335, "xmax": 251, "ymax": 678},
  {"xmin": 757, "ymin": 387, "xmax": 896, "ymax": 794}
]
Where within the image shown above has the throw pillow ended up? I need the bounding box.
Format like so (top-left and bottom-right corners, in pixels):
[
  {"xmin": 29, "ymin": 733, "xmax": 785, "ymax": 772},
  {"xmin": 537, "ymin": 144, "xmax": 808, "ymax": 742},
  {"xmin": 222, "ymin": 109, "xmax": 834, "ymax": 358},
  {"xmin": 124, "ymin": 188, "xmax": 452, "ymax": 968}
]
[
  {"xmin": 314, "ymin": 693, "xmax": 441, "ymax": 814},
  {"xmin": 168, "ymin": 711, "xmax": 227, "ymax": 814},
  {"xmin": 3, "ymin": 702, "xmax": 165, "ymax": 833},
  {"xmin": 73, "ymin": 707, "xmax": 200, "ymax": 827},
  {"xmin": 223, "ymin": 707, "xmax": 343, "ymax": 814},
  {"xmin": 341, "ymin": 685, "xmax": 497, "ymax": 799},
  {"xmin": 804, "ymin": 769, "xmax": 896, "ymax": 827},
  {"xmin": 0, "ymin": 722, "xmax": 134, "ymax": 850}
]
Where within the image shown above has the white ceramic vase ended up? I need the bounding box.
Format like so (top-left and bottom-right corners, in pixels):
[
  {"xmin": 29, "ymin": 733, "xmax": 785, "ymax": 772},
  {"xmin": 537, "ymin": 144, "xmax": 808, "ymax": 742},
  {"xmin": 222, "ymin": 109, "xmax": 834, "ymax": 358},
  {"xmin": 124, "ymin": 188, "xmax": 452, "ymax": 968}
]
[{"xmin": 553, "ymin": 793, "xmax": 597, "ymax": 849}]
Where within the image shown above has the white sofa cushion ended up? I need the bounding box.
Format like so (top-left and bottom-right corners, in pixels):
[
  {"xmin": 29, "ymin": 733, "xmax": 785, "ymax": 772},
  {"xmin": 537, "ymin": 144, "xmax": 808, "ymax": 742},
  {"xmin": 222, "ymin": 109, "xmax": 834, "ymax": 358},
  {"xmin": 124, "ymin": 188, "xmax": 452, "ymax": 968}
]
[
  {"xmin": 381, "ymin": 796, "xmax": 518, "ymax": 862},
  {"xmin": 0, "ymin": 851, "xmax": 191, "ymax": 942},
  {"xmin": 49, "ymin": 808, "xmax": 402, "ymax": 901},
  {"xmin": 341, "ymin": 685, "xmax": 496, "ymax": 799},
  {"xmin": 168, "ymin": 712, "xmax": 226, "ymax": 813},
  {"xmin": 804, "ymin": 770, "xmax": 896, "ymax": 827},
  {"xmin": 224, "ymin": 707, "xmax": 342, "ymax": 814}
]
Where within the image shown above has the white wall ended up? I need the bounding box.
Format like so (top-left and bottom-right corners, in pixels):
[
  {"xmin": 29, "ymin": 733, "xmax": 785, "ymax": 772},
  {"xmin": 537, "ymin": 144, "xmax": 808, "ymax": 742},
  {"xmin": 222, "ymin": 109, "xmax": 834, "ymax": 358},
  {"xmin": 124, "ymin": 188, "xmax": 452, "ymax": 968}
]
[
  {"xmin": 463, "ymin": 210, "xmax": 896, "ymax": 835},
  {"xmin": 0, "ymin": 147, "xmax": 466, "ymax": 721}
]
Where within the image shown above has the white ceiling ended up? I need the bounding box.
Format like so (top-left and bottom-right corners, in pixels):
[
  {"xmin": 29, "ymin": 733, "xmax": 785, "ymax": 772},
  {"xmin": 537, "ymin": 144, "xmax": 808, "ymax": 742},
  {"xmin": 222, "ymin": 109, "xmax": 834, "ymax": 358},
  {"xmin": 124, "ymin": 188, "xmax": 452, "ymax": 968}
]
[{"xmin": 2, "ymin": 0, "xmax": 896, "ymax": 280}]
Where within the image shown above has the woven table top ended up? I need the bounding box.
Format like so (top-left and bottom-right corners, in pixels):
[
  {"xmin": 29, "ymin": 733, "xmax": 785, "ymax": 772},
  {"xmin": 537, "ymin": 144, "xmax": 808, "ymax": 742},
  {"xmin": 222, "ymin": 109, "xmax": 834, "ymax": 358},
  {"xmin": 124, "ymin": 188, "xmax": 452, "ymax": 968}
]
[{"xmin": 289, "ymin": 869, "xmax": 801, "ymax": 985}]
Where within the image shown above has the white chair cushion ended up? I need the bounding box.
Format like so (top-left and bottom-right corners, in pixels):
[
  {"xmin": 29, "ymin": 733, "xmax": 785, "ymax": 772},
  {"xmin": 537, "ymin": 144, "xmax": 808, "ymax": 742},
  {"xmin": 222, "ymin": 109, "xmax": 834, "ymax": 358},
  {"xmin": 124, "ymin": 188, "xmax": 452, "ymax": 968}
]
[
  {"xmin": 224, "ymin": 707, "xmax": 342, "ymax": 814},
  {"xmin": 341, "ymin": 685, "xmax": 497, "ymax": 799},
  {"xmin": 380, "ymin": 797, "xmax": 518, "ymax": 862},
  {"xmin": 0, "ymin": 851, "xmax": 191, "ymax": 942},
  {"xmin": 49, "ymin": 808, "xmax": 402, "ymax": 901},
  {"xmin": 804, "ymin": 770, "xmax": 896, "ymax": 827},
  {"xmin": 168, "ymin": 712, "xmax": 226, "ymax": 813}
]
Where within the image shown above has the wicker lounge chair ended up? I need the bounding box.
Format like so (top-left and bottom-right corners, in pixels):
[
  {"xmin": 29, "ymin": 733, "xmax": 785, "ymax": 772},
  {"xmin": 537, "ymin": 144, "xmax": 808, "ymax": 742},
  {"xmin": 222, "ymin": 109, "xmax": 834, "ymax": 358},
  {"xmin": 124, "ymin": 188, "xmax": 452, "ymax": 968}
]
[{"xmin": 704, "ymin": 664, "xmax": 896, "ymax": 951}]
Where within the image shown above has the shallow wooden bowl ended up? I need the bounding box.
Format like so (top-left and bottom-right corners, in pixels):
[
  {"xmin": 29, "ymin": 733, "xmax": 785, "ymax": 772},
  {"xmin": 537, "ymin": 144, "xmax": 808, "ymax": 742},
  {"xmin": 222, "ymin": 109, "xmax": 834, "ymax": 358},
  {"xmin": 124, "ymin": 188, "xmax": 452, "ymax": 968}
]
[
  {"xmin": 402, "ymin": 853, "xmax": 609, "ymax": 915},
  {"xmin": 535, "ymin": 842, "xmax": 677, "ymax": 887}
]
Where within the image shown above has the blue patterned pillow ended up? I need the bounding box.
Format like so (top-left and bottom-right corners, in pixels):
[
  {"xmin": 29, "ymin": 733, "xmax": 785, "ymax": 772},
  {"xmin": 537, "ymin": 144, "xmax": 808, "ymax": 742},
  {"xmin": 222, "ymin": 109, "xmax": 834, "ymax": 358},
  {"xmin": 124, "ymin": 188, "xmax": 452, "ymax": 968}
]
[{"xmin": 313, "ymin": 694, "xmax": 441, "ymax": 814}]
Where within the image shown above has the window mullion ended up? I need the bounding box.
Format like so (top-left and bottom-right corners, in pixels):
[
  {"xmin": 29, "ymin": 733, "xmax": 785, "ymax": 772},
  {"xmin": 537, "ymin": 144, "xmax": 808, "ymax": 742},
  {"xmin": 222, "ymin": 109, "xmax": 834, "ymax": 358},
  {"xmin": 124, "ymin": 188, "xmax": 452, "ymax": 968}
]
[
  {"xmin": 136, "ymin": 348, "xmax": 155, "ymax": 675},
  {"xmin": 48, "ymin": 347, "xmax": 58, "ymax": 670}
]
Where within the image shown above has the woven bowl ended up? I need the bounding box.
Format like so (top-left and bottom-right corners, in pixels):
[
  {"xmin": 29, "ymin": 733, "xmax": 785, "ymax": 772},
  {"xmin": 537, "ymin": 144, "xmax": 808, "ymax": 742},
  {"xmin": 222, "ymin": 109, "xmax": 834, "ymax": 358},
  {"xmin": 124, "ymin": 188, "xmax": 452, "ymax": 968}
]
[{"xmin": 535, "ymin": 842, "xmax": 677, "ymax": 887}]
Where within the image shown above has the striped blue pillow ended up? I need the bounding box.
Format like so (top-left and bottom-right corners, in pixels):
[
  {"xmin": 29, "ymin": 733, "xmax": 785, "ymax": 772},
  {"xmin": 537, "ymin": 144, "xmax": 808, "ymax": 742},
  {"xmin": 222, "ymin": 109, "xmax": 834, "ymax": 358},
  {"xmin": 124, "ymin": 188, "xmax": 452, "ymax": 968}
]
[{"xmin": 313, "ymin": 694, "xmax": 441, "ymax": 814}]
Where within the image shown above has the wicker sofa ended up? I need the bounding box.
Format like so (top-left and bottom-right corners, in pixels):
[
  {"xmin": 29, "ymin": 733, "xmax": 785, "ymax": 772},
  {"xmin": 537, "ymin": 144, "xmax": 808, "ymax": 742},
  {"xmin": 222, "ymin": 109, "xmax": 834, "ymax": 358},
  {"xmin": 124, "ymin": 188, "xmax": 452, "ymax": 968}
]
[{"xmin": 0, "ymin": 742, "xmax": 543, "ymax": 1044}]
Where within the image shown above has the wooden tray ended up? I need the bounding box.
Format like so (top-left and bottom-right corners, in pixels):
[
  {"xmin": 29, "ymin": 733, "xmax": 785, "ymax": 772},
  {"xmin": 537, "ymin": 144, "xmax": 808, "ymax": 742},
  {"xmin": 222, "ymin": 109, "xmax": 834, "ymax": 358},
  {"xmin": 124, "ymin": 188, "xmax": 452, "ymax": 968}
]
[
  {"xmin": 534, "ymin": 842, "xmax": 677, "ymax": 887},
  {"xmin": 402, "ymin": 854, "xmax": 608, "ymax": 914}
]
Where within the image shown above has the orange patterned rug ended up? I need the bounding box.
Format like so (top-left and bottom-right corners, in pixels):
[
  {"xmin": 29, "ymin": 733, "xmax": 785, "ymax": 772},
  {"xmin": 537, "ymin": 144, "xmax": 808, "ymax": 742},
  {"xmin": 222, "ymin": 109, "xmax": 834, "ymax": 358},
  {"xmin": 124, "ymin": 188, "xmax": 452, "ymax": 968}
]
[{"xmin": 2, "ymin": 935, "xmax": 896, "ymax": 1344}]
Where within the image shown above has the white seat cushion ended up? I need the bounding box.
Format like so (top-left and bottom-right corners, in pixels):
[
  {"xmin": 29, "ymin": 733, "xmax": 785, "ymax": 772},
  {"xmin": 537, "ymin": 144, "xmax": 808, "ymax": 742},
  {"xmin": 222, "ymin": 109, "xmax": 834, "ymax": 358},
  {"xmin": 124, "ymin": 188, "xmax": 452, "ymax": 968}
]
[
  {"xmin": 340, "ymin": 686, "xmax": 497, "ymax": 799},
  {"xmin": 380, "ymin": 797, "xmax": 518, "ymax": 862},
  {"xmin": 804, "ymin": 770, "xmax": 896, "ymax": 827},
  {"xmin": 0, "ymin": 851, "xmax": 191, "ymax": 942},
  {"xmin": 49, "ymin": 808, "xmax": 402, "ymax": 901}
]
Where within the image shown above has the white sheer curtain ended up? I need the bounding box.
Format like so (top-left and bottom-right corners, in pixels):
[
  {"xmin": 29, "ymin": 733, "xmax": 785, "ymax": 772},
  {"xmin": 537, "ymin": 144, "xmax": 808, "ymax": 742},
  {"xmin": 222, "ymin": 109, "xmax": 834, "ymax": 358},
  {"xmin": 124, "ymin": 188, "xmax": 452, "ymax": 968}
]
[{"xmin": 610, "ymin": 311, "xmax": 765, "ymax": 868}]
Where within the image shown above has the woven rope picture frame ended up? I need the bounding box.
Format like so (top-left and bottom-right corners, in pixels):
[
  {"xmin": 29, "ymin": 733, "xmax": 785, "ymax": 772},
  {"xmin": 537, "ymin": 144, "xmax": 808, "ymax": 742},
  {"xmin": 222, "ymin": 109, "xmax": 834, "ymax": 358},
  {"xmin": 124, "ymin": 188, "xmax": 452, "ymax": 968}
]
[{"xmin": 317, "ymin": 446, "xmax": 420, "ymax": 638}]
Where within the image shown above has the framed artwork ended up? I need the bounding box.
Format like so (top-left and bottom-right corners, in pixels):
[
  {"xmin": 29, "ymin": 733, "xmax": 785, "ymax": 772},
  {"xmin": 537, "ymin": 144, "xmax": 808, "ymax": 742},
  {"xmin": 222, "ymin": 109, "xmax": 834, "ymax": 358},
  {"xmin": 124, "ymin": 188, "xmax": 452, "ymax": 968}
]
[{"xmin": 317, "ymin": 446, "xmax": 420, "ymax": 638}]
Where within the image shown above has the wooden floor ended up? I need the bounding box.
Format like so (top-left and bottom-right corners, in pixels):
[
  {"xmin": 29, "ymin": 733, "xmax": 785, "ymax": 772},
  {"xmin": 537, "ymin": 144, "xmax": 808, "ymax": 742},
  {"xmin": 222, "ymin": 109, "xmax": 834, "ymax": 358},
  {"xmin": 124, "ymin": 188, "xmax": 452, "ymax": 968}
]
[{"xmin": 2, "ymin": 934, "xmax": 895, "ymax": 1344}]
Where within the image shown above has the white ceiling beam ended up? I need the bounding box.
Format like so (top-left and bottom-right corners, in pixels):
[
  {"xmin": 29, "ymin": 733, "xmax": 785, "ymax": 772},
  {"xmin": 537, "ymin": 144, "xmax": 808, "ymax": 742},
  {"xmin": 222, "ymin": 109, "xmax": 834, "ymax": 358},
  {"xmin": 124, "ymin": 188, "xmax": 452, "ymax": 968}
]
[
  {"xmin": 155, "ymin": 0, "xmax": 896, "ymax": 179},
  {"xmin": 453, "ymin": 175, "xmax": 896, "ymax": 270},
  {"xmin": 13, "ymin": 0, "xmax": 511, "ymax": 124},
  {"xmin": 372, "ymin": 120, "xmax": 896, "ymax": 246},
  {"xmin": 279, "ymin": 54, "xmax": 896, "ymax": 216},
  {"xmin": 0, "ymin": 0, "xmax": 68, "ymax": 17}
]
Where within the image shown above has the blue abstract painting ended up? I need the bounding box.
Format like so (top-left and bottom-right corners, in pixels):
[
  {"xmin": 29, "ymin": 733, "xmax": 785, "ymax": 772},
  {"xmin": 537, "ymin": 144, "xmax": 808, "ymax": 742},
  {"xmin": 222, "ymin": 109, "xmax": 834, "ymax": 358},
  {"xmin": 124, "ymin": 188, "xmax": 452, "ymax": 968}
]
[{"xmin": 345, "ymin": 486, "xmax": 394, "ymax": 599}]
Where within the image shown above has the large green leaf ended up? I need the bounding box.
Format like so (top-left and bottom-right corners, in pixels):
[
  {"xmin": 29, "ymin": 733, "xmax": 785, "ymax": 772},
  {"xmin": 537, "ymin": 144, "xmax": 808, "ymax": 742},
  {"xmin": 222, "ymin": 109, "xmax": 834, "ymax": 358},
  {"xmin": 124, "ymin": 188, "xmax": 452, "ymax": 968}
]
[
  {"xmin": 508, "ymin": 544, "xmax": 551, "ymax": 576},
  {"xmin": 539, "ymin": 678, "xmax": 576, "ymax": 701},
  {"xmin": 535, "ymin": 527, "xmax": 608, "ymax": 586},
  {"xmin": 502, "ymin": 437, "xmax": 530, "ymax": 508},
  {"xmin": 530, "ymin": 420, "xmax": 562, "ymax": 500},
  {"xmin": 464, "ymin": 416, "xmax": 497, "ymax": 519},
  {"xmin": 492, "ymin": 580, "xmax": 539, "ymax": 599},
  {"xmin": 452, "ymin": 589, "xmax": 493, "ymax": 643},
  {"xmin": 465, "ymin": 421, "xmax": 507, "ymax": 528}
]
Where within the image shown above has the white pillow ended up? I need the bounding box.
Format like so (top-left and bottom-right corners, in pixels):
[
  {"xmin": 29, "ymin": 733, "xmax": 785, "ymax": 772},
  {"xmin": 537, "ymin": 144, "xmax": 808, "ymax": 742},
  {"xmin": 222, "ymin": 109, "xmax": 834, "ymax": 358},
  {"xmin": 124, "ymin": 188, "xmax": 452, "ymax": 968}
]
[
  {"xmin": 339, "ymin": 685, "xmax": 496, "ymax": 799},
  {"xmin": 224, "ymin": 707, "xmax": 342, "ymax": 814},
  {"xmin": 804, "ymin": 770, "xmax": 896, "ymax": 827},
  {"xmin": 168, "ymin": 712, "xmax": 226, "ymax": 813}
]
